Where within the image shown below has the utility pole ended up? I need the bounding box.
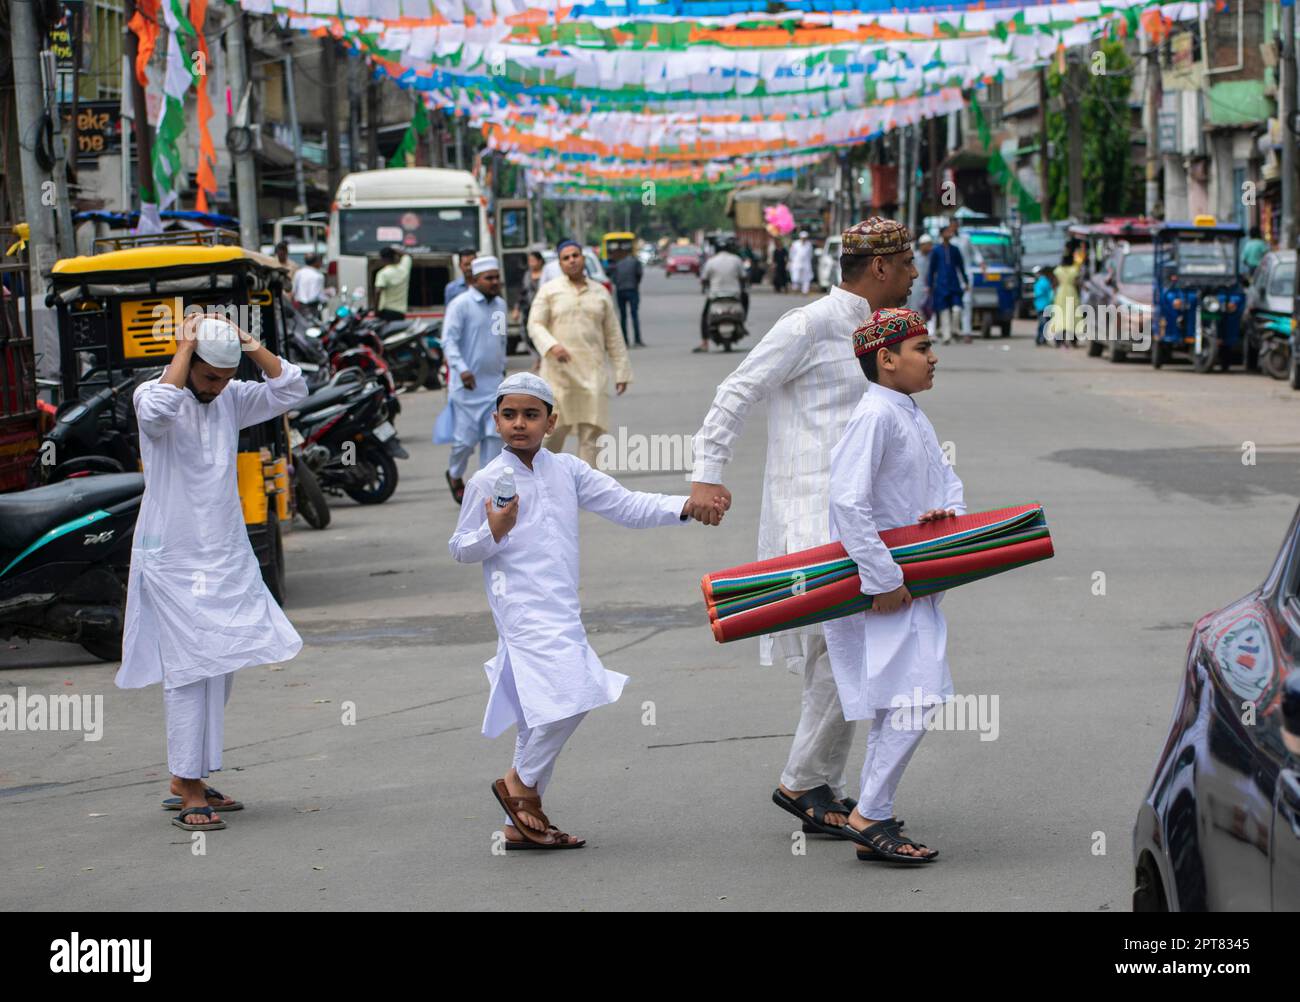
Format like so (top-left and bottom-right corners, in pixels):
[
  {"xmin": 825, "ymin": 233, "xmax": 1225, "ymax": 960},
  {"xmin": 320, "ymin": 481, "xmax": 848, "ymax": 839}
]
[
  {"xmin": 1066, "ymin": 49, "xmax": 1086, "ymax": 219},
  {"xmin": 40, "ymin": 50, "xmax": 76, "ymax": 258},
  {"xmin": 281, "ymin": 49, "xmax": 307, "ymax": 215},
  {"xmin": 1143, "ymin": 35, "xmax": 1163, "ymax": 218},
  {"xmin": 9, "ymin": 0, "xmax": 61, "ymax": 375},
  {"xmin": 223, "ymin": 6, "xmax": 260, "ymax": 249},
  {"xmin": 366, "ymin": 76, "xmax": 380, "ymax": 169},
  {"xmin": 1282, "ymin": 2, "xmax": 1296, "ymax": 249},
  {"xmin": 896, "ymin": 123, "xmax": 907, "ymax": 223},
  {"xmin": 1037, "ymin": 67, "xmax": 1050, "ymax": 219},
  {"xmin": 322, "ymin": 37, "xmax": 342, "ymax": 195}
]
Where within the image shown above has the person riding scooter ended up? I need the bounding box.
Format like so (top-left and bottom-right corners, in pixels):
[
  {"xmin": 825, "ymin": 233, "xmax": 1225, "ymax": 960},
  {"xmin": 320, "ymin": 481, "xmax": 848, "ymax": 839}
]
[{"xmin": 694, "ymin": 238, "xmax": 748, "ymax": 354}]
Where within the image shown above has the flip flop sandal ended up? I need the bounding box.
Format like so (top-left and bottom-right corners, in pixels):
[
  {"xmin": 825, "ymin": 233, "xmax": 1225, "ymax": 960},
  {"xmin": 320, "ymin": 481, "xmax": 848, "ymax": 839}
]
[
  {"xmin": 445, "ymin": 470, "xmax": 466, "ymax": 505},
  {"xmin": 162, "ymin": 786, "xmax": 243, "ymax": 812},
  {"xmin": 171, "ymin": 806, "xmax": 227, "ymax": 832},
  {"xmin": 773, "ymin": 785, "xmax": 851, "ymax": 839},
  {"xmin": 503, "ymin": 825, "xmax": 586, "ymax": 851},
  {"xmin": 492, "ymin": 780, "xmax": 586, "ymax": 850},
  {"xmin": 843, "ymin": 820, "xmax": 936, "ymax": 864}
]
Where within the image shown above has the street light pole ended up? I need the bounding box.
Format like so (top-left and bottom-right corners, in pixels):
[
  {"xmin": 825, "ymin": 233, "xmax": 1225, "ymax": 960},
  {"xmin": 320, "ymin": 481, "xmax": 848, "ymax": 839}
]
[{"xmin": 1282, "ymin": 2, "xmax": 1296, "ymax": 249}]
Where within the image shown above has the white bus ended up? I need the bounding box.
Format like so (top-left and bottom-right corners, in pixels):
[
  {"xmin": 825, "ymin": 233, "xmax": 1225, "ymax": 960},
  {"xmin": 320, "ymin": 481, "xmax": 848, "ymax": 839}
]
[{"xmin": 328, "ymin": 167, "xmax": 534, "ymax": 325}]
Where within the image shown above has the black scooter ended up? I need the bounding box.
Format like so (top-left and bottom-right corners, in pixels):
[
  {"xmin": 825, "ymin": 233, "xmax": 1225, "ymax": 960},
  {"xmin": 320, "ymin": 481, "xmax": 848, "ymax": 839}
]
[
  {"xmin": 0, "ymin": 473, "xmax": 144, "ymax": 661},
  {"xmin": 288, "ymin": 378, "xmax": 408, "ymax": 505}
]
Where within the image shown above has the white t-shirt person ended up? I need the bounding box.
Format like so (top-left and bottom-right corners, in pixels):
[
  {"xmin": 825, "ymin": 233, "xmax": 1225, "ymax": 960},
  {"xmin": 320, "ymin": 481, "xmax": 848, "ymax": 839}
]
[{"xmin": 292, "ymin": 263, "xmax": 325, "ymax": 305}]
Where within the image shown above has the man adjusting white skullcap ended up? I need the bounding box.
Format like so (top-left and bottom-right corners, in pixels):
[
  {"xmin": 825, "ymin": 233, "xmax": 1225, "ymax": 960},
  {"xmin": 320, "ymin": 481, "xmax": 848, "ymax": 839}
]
[
  {"xmin": 497, "ymin": 371, "xmax": 554, "ymax": 408},
  {"xmin": 192, "ymin": 317, "xmax": 244, "ymax": 369},
  {"xmin": 471, "ymin": 256, "xmax": 500, "ymax": 276}
]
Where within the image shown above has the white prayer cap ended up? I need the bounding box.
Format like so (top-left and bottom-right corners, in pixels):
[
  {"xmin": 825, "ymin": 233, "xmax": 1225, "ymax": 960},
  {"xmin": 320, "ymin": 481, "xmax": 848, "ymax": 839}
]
[
  {"xmin": 918, "ymin": 233, "xmax": 934, "ymax": 245},
  {"xmin": 471, "ymin": 255, "xmax": 501, "ymax": 276},
  {"xmin": 192, "ymin": 317, "xmax": 243, "ymax": 369},
  {"xmin": 496, "ymin": 371, "xmax": 554, "ymax": 408},
  {"xmin": 798, "ymin": 230, "xmax": 809, "ymax": 238}
]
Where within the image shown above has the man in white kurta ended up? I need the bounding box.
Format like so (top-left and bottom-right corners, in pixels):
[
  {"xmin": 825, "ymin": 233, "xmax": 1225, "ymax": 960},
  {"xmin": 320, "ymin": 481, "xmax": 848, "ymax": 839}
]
[
  {"xmin": 528, "ymin": 239, "xmax": 631, "ymax": 467},
  {"xmin": 823, "ymin": 306, "xmax": 961, "ymax": 861},
  {"xmin": 687, "ymin": 218, "xmax": 917, "ymax": 836},
  {"xmin": 434, "ymin": 256, "xmax": 507, "ymax": 502},
  {"xmin": 449, "ymin": 372, "xmax": 691, "ymax": 848},
  {"xmin": 789, "ymin": 232, "xmax": 815, "ymax": 295},
  {"xmin": 118, "ymin": 316, "xmax": 307, "ymax": 829}
]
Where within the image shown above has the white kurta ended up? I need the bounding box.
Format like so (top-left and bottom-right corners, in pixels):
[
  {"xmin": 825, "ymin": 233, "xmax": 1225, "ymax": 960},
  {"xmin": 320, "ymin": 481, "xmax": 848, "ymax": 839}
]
[
  {"xmin": 449, "ymin": 448, "xmax": 687, "ymax": 737},
  {"xmin": 433, "ymin": 287, "xmax": 507, "ymax": 449},
  {"xmin": 690, "ymin": 285, "xmax": 874, "ymax": 669},
  {"xmin": 117, "ymin": 361, "xmax": 309, "ymax": 691},
  {"xmin": 789, "ymin": 239, "xmax": 815, "ymax": 283},
  {"xmin": 822, "ymin": 383, "xmax": 966, "ymax": 719}
]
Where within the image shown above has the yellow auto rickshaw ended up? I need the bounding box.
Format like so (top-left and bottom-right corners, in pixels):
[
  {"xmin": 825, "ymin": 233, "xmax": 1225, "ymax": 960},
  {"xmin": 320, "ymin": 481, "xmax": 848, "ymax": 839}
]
[
  {"xmin": 600, "ymin": 231, "xmax": 636, "ymax": 268},
  {"xmin": 46, "ymin": 229, "xmax": 295, "ymax": 602}
]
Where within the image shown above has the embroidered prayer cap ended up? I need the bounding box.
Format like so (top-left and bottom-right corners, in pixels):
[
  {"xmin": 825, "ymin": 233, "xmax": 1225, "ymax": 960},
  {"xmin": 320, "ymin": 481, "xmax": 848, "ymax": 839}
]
[
  {"xmin": 497, "ymin": 371, "xmax": 555, "ymax": 408},
  {"xmin": 842, "ymin": 217, "xmax": 912, "ymax": 257},
  {"xmin": 192, "ymin": 317, "xmax": 243, "ymax": 369},
  {"xmin": 853, "ymin": 307, "xmax": 929, "ymax": 358},
  {"xmin": 471, "ymin": 255, "xmax": 500, "ymax": 276}
]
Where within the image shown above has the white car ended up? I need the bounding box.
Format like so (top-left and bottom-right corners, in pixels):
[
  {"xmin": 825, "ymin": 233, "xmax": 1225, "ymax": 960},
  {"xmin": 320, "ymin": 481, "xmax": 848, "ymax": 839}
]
[{"xmin": 817, "ymin": 236, "xmax": 841, "ymax": 291}]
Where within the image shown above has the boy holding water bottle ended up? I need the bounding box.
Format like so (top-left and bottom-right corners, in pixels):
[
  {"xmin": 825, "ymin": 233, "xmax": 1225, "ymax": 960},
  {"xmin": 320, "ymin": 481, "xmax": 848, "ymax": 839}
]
[{"xmin": 449, "ymin": 372, "xmax": 719, "ymax": 849}]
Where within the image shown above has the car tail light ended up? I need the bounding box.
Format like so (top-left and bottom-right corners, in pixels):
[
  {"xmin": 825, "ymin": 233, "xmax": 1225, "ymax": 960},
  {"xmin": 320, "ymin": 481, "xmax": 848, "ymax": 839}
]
[{"xmin": 327, "ymin": 260, "xmax": 337, "ymax": 278}]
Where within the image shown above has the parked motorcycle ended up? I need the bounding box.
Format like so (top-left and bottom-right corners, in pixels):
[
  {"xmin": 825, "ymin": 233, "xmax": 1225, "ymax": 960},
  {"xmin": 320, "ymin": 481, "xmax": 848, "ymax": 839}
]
[
  {"xmin": 702, "ymin": 296, "xmax": 749, "ymax": 351},
  {"xmin": 288, "ymin": 378, "xmax": 407, "ymax": 505},
  {"xmin": 33, "ymin": 369, "xmax": 158, "ymax": 485},
  {"xmin": 0, "ymin": 473, "xmax": 144, "ymax": 660}
]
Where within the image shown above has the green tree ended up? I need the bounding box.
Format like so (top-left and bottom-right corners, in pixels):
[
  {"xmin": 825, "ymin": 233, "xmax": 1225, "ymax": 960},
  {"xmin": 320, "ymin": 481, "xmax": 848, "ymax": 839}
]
[{"xmin": 1046, "ymin": 38, "xmax": 1141, "ymax": 220}]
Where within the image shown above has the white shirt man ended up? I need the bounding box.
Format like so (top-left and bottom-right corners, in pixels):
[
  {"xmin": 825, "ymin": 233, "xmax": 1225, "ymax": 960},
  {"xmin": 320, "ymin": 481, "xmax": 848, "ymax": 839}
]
[
  {"xmin": 292, "ymin": 257, "xmax": 325, "ymax": 307},
  {"xmin": 789, "ymin": 232, "xmax": 815, "ymax": 294}
]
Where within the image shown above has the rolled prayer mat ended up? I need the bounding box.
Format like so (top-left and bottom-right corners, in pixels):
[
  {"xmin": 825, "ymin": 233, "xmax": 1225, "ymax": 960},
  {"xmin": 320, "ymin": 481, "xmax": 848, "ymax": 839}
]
[{"xmin": 701, "ymin": 503, "xmax": 1053, "ymax": 644}]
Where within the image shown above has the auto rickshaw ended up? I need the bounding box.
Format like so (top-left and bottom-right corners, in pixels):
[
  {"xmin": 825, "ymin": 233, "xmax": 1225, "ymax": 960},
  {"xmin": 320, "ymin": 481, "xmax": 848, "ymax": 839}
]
[
  {"xmin": 1150, "ymin": 217, "xmax": 1245, "ymax": 372},
  {"xmin": 962, "ymin": 224, "xmax": 1020, "ymax": 338},
  {"xmin": 45, "ymin": 229, "xmax": 295, "ymax": 602},
  {"xmin": 600, "ymin": 231, "xmax": 636, "ymax": 268},
  {"xmin": 1069, "ymin": 217, "xmax": 1157, "ymax": 357}
]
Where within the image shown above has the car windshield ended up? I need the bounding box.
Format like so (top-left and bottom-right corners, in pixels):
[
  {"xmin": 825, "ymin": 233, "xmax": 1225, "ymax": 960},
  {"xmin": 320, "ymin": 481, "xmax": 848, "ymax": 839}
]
[
  {"xmin": 1120, "ymin": 251, "xmax": 1154, "ymax": 284},
  {"xmin": 1174, "ymin": 238, "xmax": 1234, "ymax": 276},
  {"xmin": 673, "ymin": 246, "xmax": 700, "ymax": 256},
  {"xmin": 1268, "ymin": 261, "xmax": 1295, "ymax": 298},
  {"xmin": 1022, "ymin": 235, "xmax": 1064, "ymax": 255}
]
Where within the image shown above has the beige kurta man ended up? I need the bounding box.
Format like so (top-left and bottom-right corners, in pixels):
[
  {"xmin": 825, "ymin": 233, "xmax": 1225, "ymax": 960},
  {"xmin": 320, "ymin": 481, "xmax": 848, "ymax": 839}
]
[{"xmin": 527, "ymin": 273, "xmax": 633, "ymax": 466}]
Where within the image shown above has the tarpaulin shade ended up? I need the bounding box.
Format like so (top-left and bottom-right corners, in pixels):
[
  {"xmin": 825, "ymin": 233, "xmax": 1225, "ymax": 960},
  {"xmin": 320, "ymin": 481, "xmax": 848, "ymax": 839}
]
[{"xmin": 701, "ymin": 503, "xmax": 1053, "ymax": 643}]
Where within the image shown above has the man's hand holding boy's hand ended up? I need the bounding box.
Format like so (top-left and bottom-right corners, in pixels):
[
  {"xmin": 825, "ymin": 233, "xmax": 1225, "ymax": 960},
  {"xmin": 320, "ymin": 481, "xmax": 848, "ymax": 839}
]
[
  {"xmin": 872, "ymin": 583, "xmax": 912, "ymax": 614},
  {"xmin": 918, "ymin": 508, "xmax": 957, "ymax": 523},
  {"xmin": 485, "ymin": 496, "xmax": 518, "ymax": 542},
  {"xmin": 687, "ymin": 481, "xmax": 732, "ymax": 526}
]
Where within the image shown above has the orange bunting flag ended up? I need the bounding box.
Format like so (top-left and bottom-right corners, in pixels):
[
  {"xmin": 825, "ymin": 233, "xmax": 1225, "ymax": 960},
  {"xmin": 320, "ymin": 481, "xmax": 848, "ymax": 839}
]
[
  {"xmin": 190, "ymin": 0, "xmax": 217, "ymax": 213},
  {"xmin": 127, "ymin": 0, "xmax": 161, "ymax": 88}
]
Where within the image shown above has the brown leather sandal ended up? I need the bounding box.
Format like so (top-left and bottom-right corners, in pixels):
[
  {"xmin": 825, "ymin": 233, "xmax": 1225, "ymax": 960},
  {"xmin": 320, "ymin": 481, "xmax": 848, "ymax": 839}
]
[{"xmin": 492, "ymin": 779, "xmax": 586, "ymax": 850}]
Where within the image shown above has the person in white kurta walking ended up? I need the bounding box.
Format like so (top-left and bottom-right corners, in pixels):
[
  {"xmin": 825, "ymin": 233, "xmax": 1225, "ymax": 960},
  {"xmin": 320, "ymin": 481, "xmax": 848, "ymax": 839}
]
[
  {"xmin": 685, "ymin": 218, "xmax": 917, "ymax": 839},
  {"xmin": 450, "ymin": 372, "xmax": 710, "ymax": 849},
  {"xmin": 119, "ymin": 314, "xmax": 308, "ymax": 831},
  {"xmin": 434, "ymin": 256, "xmax": 507, "ymax": 504},
  {"xmin": 789, "ymin": 231, "xmax": 816, "ymax": 295},
  {"xmin": 824, "ymin": 307, "xmax": 962, "ymax": 864}
]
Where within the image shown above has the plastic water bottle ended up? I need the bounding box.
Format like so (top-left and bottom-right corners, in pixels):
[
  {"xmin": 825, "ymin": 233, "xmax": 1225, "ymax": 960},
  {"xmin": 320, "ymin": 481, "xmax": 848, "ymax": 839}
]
[{"xmin": 493, "ymin": 468, "xmax": 516, "ymax": 508}]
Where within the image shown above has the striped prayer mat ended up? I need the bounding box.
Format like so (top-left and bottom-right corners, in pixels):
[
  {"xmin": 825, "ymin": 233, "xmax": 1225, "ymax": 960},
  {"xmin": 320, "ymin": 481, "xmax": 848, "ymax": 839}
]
[{"xmin": 701, "ymin": 503, "xmax": 1054, "ymax": 643}]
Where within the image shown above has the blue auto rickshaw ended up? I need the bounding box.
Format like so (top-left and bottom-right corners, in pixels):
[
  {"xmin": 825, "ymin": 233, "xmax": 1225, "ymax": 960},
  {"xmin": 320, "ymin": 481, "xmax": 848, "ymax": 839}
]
[
  {"xmin": 964, "ymin": 225, "xmax": 1020, "ymax": 338},
  {"xmin": 1151, "ymin": 217, "xmax": 1245, "ymax": 372}
]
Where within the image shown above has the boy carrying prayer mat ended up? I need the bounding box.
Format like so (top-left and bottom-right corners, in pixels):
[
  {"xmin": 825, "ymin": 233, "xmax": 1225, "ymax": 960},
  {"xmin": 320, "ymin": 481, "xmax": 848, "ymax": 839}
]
[
  {"xmin": 449, "ymin": 372, "xmax": 717, "ymax": 849},
  {"xmin": 823, "ymin": 307, "xmax": 967, "ymax": 865}
]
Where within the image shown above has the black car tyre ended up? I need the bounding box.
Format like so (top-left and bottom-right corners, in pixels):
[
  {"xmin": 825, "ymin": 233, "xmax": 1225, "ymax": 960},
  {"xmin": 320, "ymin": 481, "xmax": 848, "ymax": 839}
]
[
  {"xmin": 1192, "ymin": 334, "xmax": 1219, "ymax": 373},
  {"xmin": 344, "ymin": 445, "xmax": 399, "ymax": 505}
]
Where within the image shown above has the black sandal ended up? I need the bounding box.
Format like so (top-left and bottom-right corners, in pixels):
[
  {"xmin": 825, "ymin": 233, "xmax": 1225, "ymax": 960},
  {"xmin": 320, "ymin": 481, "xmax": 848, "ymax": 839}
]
[
  {"xmin": 445, "ymin": 470, "xmax": 465, "ymax": 505},
  {"xmin": 772, "ymin": 784, "xmax": 851, "ymax": 839},
  {"xmin": 844, "ymin": 819, "xmax": 937, "ymax": 864}
]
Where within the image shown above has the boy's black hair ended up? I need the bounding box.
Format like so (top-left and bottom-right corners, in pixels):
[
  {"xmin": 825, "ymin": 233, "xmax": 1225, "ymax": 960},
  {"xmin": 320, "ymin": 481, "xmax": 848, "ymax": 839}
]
[
  {"xmin": 380, "ymin": 246, "xmax": 399, "ymax": 263},
  {"xmin": 858, "ymin": 348, "xmax": 880, "ymax": 383},
  {"xmin": 496, "ymin": 393, "xmax": 554, "ymax": 415}
]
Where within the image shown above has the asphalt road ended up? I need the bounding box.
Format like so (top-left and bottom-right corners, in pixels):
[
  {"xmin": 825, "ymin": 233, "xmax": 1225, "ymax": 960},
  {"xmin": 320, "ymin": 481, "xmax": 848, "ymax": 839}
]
[{"xmin": 4, "ymin": 269, "xmax": 1299, "ymax": 911}]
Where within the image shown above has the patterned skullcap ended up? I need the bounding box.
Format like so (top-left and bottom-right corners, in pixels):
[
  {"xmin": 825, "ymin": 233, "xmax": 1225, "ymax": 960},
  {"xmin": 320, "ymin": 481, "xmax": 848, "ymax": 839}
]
[
  {"xmin": 853, "ymin": 307, "xmax": 929, "ymax": 358},
  {"xmin": 842, "ymin": 217, "xmax": 911, "ymax": 257}
]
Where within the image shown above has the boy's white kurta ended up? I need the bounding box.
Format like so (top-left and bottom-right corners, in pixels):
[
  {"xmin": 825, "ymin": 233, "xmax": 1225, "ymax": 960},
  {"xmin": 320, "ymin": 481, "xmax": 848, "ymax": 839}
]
[
  {"xmin": 116, "ymin": 361, "xmax": 309, "ymax": 691},
  {"xmin": 822, "ymin": 383, "xmax": 966, "ymax": 719},
  {"xmin": 449, "ymin": 448, "xmax": 687, "ymax": 737}
]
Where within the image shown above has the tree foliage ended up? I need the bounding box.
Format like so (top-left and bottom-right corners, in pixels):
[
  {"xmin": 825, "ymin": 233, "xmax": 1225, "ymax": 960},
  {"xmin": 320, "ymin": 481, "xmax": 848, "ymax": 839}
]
[{"xmin": 1046, "ymin": 38, "xmax": 1142, "ymax": 220}]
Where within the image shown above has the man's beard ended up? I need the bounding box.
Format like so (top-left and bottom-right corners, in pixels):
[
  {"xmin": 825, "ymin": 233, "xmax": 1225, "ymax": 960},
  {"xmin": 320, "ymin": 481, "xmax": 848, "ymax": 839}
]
[{"xmin": 186, "ymin": 375, "xmax": 216, "ymax": 403}]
